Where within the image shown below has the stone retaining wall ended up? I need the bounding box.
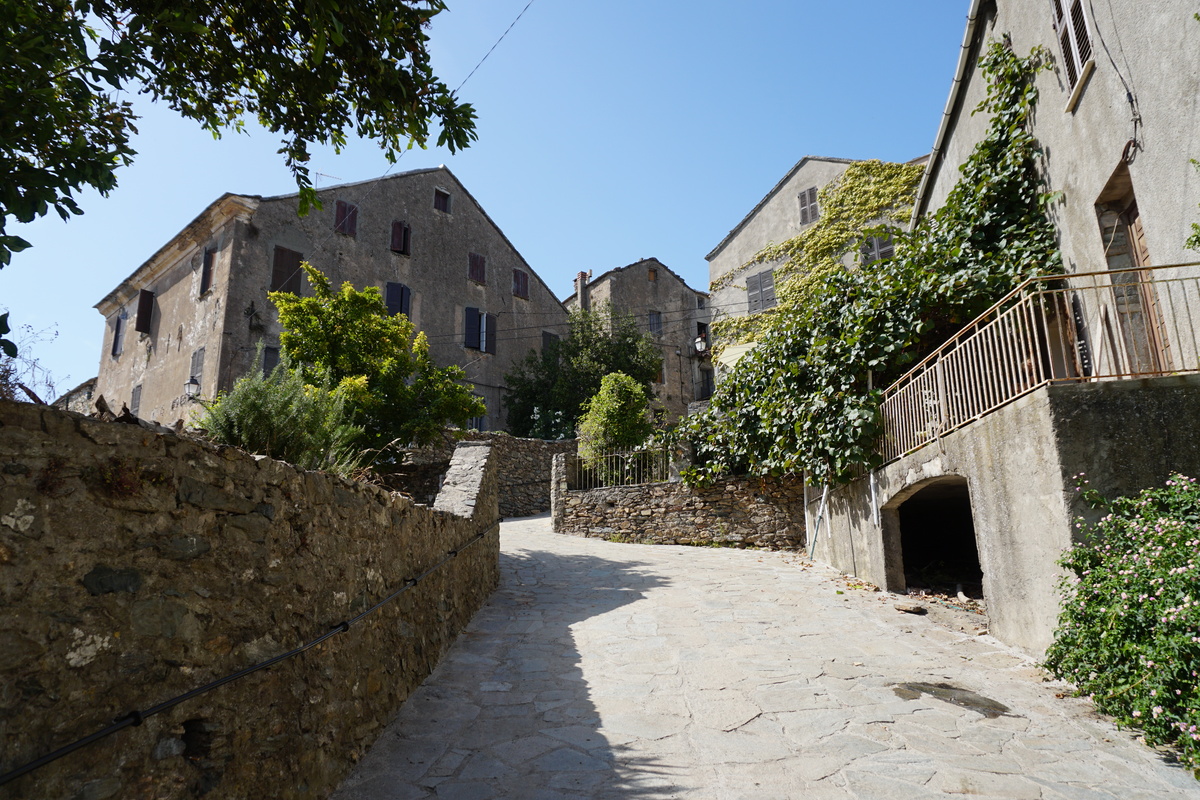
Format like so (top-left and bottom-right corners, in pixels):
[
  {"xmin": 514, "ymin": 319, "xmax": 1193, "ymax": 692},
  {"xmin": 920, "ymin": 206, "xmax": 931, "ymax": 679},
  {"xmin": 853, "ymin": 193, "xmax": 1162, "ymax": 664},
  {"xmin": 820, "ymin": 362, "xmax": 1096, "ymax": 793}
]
[
  {"xmin": 408, "ymin": 431, "xmax": 576, "ymax": 517},
  {"xmin": 0, "ymin": 400, "xmax": 499, "ymax": 800},
  {"xmin": 550, "ymin": 454, "xmax": 806, "ymax": 550}
]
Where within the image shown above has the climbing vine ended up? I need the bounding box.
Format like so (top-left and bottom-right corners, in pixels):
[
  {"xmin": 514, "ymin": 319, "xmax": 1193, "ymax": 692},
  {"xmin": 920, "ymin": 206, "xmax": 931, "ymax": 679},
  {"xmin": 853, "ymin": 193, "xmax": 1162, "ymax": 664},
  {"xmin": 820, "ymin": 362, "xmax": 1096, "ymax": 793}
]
[
  {"xmin": 710, "ymin": 159, "xmax": 924, "ymax": 357},
  {"xmin": 1187, "ymin": 159, "xmax": 1200, "ymax": 253},
  {"xmin": 679, "ymin": 41, "xmax": 1061, "ymax": 486}
]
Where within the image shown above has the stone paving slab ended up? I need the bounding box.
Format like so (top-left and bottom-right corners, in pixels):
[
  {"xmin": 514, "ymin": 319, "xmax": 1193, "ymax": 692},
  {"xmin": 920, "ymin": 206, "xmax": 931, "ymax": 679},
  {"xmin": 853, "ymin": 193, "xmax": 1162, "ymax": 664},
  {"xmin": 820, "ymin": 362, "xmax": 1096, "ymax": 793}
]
[{"xmin": 333, "ymin": 514, "xmax": 1200, "ymax": 799}]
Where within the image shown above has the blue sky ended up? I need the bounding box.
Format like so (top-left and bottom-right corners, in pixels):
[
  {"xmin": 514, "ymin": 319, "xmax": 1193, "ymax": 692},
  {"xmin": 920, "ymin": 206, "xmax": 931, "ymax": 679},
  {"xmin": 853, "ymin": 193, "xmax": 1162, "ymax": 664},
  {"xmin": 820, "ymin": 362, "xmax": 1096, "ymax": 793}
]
[{"xmin": 3, "ymin": 0, "xmax": 971, "ymax": 397}]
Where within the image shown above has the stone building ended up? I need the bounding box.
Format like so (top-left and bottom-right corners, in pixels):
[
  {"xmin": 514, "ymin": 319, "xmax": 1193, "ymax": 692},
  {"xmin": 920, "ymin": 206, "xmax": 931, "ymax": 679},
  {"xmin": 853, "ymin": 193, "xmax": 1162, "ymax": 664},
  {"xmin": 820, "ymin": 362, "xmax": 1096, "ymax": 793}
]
[
  {"xmin": 814, "ymin": 0, "xmax": 1200, "ymax": 655},
  {"xmin": 704, "ymin": 156, "xmax": 857, "ymax": 372},
  {"xmin": 92, "ymin": 167, "xmax": 569, "ymax": 431},
  {"xmin": 563, "ymin": 258, "xmax": 711, "ymax": 420}
]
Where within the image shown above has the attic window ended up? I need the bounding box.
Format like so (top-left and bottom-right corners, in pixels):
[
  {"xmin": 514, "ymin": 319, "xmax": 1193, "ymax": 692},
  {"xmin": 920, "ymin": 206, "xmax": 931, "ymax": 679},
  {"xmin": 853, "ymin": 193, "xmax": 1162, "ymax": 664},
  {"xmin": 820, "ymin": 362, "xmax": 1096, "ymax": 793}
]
[
  {"xmin": 697, "ymin": 295, "xmax": 706, "ymax": 309},
  {"xmin": 334, "ymin": 200, "xmax": 358, "ymax": 236},
  {"xmin": 468, "ymin": 252, "xmax": 487, "ymax": 284},
  {"xmin": 799, "ymin": 186, "xmax": 819, "ymax": 224},
  {"xmin": 512, "ymin": 269, "xmax": 530, "ymax": 299},
  {"xmin": 135, "ymin": 289, "xmax": 155, "ymax": 334},
  {"xmin": 434, "ymin": 189, "xmax": 452, "ymax": 213},
  {"xmin": 390, "ymin": 220, "xmax": 412, "ymax": 255},
  {"xmin": 648, "ymin": 267, "xmax": 658, "ymax": 281},
  {"xmin": 199, "ymin": 248, "xmax": 215, "ymax": 296}
]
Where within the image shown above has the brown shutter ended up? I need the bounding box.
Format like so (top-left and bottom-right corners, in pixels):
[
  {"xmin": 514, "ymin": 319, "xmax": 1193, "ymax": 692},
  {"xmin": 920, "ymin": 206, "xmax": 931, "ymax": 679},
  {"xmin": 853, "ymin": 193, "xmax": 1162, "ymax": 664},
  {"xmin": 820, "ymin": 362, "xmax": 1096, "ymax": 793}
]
[
  {"xmin": 391, "ymin": 221, "xmax": 411, "ymax": 254},
  {"xmin": 469, "ymin": 253, "xmax": 486, "ymax": 284},
  {"xmin": 271, "ymin": 247, "xmax": 304, "ymax": 293},
  {"xmin": 135, "ymin": 289, "xmax": 154, "ymax": 333},
  {"xmin": 334, "ymin": 200, "xmax": 358, "ymax": 236}
]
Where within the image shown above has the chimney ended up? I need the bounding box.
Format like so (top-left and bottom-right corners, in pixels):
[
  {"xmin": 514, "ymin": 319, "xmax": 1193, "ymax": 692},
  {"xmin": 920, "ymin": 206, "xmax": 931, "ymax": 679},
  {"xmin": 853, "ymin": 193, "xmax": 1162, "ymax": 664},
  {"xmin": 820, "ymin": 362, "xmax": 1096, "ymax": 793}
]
[{"xmin": 575, "ymin": 271, "xmax": 590, "ymax": 310}]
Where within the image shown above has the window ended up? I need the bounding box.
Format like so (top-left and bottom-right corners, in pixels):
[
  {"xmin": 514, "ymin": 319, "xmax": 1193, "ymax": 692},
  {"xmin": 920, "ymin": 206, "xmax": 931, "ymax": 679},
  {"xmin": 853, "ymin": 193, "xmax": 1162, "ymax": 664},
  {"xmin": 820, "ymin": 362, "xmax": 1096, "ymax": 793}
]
[
  {"xmin": 468, "ymin": 252, "xmax": 487, "ymax": 284},
  {"xmin": 263, "ymin": 346, "xmax": 280, "ymax": 376},
  {"xmin": 512, "ymin": 269, "xmax": 530, "ymax": 299},
  {"xmin": 467, "ymin": 399, "xmax": 487, "ymax": 431},
  {"xmin": 1052, "ymin": 0, "xmax": 1093, "ymax": 89},
  {"xmin": 861, "ymin": 235, "xmax": 895, "ymax": 264},
  {"xmin": 390, "ymin": 220, "xmax": 412, "ymax": 255},
  {"xmin": 542, "ymin": 331, "xmax": 560, "ymax": 351},
  {"xmin": 134, "ymin": 289, "xmax": 154, "ymax": 334},
  {"xmin": 271, "ymin": 246, "xmax": 304, "ymax": 294},
  {"xmin": 130, "ymin": 384, "xmax": 142, "ymax": 418},
  {"xmin": 386, "ymin": 282, "xmax": 412, "ymax": 317},
  {"xmin": 334, "ymin": 200, "xmax": 358, "ymax": 236},
  {"xmin": 464, "ymin": 307, "xmax": 497, "ymax": 354},
  {"xmin": 648, "ymin": 267, "xmax": 658, "ymax": 281},
  {"xmin": 654, "ymin": 360, "xmax": 664, "ymax": 384},
  {"xmin": 648, "ymin": 310, "xmax": 663, "ymax": 336},
  {"xmin": 190, "ymin": 347, "xmax": 206, "ymax": 395},
  {"xmin": 434, "ymin": 189, "xmax": 452, "ymax": 213},
  {"xmin": 698, "ymin": 369, "xmax": 715, "ymax": 401},
  {"xmin": 799, "ymin": 186, "xmax": 820, "ymax": 224},
  {"xmin": 697, "ymin": 321, "xmax": 708, "ymax": 341},
  {"xmin": 199, "ymin": 248, "xmax": 215, "ymax": 295},
  {"xmin": 746, "ymin": 270, "xmax": 776, "ymax": 313},
  {"xmin": 697, "ymin": 295, "xmax": 706, "ymax": 309},
  {"xmin": 111, "ymin": 312, "xmax": 126, "ymax": 357}
]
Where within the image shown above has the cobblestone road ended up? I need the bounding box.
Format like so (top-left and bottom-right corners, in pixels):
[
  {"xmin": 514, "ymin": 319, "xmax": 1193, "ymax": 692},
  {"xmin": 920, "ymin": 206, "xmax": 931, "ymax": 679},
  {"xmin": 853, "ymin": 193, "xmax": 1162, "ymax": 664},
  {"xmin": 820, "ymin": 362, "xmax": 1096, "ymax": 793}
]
[{"xmin": 334, "ymin": 514, "xmax": 1200, "ymax": 800}]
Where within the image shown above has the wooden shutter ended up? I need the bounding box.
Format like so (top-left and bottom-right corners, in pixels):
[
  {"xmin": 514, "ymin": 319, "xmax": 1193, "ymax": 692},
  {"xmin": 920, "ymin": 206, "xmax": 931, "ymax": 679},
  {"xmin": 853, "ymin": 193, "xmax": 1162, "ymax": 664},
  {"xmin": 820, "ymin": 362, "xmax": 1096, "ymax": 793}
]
[
  {"xmin": 386, "ymin": 282, "xmax": 412, "ymax": 317},
  {"xmin": 135, "ymin": 289, "xmax": 154, "ymax": 333},
  {"xmin": 808, "ymin": 187, "xmax": 820, "ymax": 221},
  {"xmin": 271, "ymin": 247, "xmax": 304, "ymax": 294},
  {"xmin": 391, "ymin": 221, "xmax": 411, "ymax": 254},
  {"xmin": 200, "ymin": 248, "xmax": 214, "ymax": 295},
  {"xmin": 485, "ymin": 313, "xmax": 497, "ymax": 355},
  {"xmin": 746, "ymin": 272, "xmax": 762, "ymax": 313},
  {"xmin": 800, "ymin": 194, "xmax": 810, "ymax": 225},
  {"xmin": 512, "ymin": 269, "xmax": 529, "ymax": 298},
  {"xmin": 111, "ymin": 314, "xmax": 124, "ymax": 356},
  {"xmin": 130, "ymin": 385, "xmax": 142, "ymax": 417},
  {"xmin": 334, "ymin": 200, "xmax": 357, "ymax": 236},
  {"xmin": 263, "ymin": 346, "xmax": 280, "ymax": 376},
  {"xmin": 464, "ymin": 307, "xmax": 481, "ymax": 349},
  {"xmin": 1052, "ymin": 0, "xmax": 1092, "ymax": 87},
  {"xmin": 761, "ymin": 271, "xmax": 776, "ymax": 309},
  {"xmin": 800, "ymin": 186, "xmax": 818, "ymax": 224},
  {"xmin": 468, "ymin": 253, "xmax": 486, "ymax": 284},
  {"xmin": 190, "ymin": 347, "xmax": 205, "ymax": 392},
  {"xmin": 434, "ymin": 190, "xmax": 451, "ymax": 213}
]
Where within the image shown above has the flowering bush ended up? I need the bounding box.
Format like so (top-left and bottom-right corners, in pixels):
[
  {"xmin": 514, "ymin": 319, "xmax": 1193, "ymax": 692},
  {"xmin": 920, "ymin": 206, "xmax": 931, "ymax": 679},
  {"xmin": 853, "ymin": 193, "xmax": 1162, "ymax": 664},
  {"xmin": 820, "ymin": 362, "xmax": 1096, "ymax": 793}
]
[{"xmin": 1045, "ymin": 474, "xmax": 1200, "ymax": 776}]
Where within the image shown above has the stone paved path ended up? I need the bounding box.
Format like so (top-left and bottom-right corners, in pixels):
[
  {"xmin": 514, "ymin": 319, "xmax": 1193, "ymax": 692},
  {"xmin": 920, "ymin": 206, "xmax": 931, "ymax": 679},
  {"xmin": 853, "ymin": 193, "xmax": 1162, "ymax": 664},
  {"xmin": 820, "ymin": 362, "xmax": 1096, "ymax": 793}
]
[{"xmin": 333, "ymin": 514, "xmax": 1200, "ymax": 800}]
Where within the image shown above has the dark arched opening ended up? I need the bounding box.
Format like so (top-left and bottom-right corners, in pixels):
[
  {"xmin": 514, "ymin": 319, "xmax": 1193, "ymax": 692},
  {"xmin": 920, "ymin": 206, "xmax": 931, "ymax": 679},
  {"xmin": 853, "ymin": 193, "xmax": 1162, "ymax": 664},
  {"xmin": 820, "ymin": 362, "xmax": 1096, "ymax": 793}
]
[{"xmin": 896, "ymin": 477, "xmax": 983, "ymax": 598}]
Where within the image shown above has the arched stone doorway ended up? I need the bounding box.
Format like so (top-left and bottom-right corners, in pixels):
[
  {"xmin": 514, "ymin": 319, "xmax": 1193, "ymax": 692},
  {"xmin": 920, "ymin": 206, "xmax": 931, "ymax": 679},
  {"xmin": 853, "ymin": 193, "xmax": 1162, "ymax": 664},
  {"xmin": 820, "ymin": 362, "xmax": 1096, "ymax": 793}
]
[{"xmin": 881, "ymin": 476, "xmax": 983, "ymax": 598}]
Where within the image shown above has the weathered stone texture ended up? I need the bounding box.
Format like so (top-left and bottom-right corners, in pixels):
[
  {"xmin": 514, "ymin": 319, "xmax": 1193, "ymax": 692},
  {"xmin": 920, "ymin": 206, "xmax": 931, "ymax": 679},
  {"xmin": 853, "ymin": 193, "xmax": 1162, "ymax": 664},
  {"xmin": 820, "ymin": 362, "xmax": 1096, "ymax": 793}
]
[
  {"xmin": 408, "ymin": 431, "xmax": 576, "ymax": 517},
  {"xmin": 550, "ymin": 454, "xmax": 805, "ymax": 550},
  {"xmin": 0, "ymin": 400, "xmax": 499, "ymax": 800}
]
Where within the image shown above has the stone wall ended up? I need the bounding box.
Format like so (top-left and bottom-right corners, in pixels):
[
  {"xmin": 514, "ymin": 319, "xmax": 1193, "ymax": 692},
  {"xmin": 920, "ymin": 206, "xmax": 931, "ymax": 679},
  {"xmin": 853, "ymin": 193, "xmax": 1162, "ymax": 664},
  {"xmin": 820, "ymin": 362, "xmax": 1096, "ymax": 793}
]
[
  {"xmin": 550, "ymin": 454, "xmax": 805, "ymax": 550},
  {"xmin": 0, "ymin": 400, "xmax": 499, "ymax": 800},
  {"xmin": 407, "ymin": 431, "xmax": 576, "ymax": 518}
]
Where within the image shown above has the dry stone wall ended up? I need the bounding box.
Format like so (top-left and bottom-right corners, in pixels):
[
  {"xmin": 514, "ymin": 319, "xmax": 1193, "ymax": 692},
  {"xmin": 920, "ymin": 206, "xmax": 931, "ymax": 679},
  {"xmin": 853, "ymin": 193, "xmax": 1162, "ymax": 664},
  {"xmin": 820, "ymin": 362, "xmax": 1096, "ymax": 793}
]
[
  {"xmin": 407, "ymin": 431, "xmax": 576, "ymax": 517},
  {"xmin": 550, "ymin": 454, "xmax": 806, "ymax": 550},
  {"xmin": 0, "ymin": 400, "xmax": 499, "ymax": 800}
]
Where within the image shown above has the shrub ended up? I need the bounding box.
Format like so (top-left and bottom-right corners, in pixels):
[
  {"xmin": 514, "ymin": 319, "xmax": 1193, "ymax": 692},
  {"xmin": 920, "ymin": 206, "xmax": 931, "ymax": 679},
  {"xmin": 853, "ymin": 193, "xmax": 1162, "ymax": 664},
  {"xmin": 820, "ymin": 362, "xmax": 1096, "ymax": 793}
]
[
  {"xmin": 198, "ymin": 351, "xmax": 363, "ymax": 476},
  {"xmin": 1044, "ymin": 474, "xmax": 1200, "ymax": 775}
]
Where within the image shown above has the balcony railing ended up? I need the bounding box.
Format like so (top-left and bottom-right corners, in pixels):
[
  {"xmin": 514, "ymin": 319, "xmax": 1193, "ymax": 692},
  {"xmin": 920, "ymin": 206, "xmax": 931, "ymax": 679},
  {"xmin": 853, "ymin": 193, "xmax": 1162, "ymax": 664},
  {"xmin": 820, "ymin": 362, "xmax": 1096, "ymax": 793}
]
[
  {"xmin": 879, "ymin": 262, "xmax": 1200, "ymax": 464},
  {"xmin": 565, "ymin": 447, "xmax": 671, "ymax": 490}
]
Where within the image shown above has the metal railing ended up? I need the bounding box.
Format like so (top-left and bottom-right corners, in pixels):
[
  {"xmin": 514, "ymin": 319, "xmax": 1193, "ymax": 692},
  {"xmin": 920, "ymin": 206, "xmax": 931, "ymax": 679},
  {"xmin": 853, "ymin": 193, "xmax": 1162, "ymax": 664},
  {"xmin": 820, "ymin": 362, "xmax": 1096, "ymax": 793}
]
[
  {"xmin": 879, "ymin": 262, "xmax": 1200, "ymax": 463},
  {"xmin": 566, "ymin": 447, "xmax": 671, "ymax": 490}
]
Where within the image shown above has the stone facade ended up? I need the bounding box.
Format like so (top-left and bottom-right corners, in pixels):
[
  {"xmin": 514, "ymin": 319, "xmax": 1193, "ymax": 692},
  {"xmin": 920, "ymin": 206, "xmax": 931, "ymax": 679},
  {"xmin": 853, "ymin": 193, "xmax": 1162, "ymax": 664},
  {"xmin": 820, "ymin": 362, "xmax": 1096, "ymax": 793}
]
[
  {"xmin": 0, "ymin": 400, "xmax": 499, "ymax": 799},
  {"xmin": 93, "ymin": 167, "xmax": 569, "ymax": 432},
  {"xmin": 564, "ymin": 258, "xmax": 712, "ymax": 420},
  {"xmin": 550, "ymin": 454, "xmax": 805, "ymax": 550}
]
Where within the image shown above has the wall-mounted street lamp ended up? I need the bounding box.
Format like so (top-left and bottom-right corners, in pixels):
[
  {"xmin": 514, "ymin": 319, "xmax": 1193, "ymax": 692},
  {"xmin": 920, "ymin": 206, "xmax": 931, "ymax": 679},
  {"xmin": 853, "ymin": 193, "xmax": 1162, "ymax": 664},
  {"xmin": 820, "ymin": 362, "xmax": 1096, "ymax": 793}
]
[{"xmin": 184, "ymin": 376, "xmax": 201, "ymax": 401}]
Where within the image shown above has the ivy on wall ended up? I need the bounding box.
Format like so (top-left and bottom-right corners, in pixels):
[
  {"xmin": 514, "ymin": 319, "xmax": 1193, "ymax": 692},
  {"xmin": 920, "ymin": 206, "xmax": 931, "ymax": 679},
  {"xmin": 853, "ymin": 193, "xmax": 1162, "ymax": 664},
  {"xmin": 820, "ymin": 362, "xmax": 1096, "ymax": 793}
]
[
  {"xmin": 680, "ymin": 41, "xmax": 1062, "ymax": 486},
  {"xmin": 710, "ymin": 159, "xmax": 924, "ymax": 356}
]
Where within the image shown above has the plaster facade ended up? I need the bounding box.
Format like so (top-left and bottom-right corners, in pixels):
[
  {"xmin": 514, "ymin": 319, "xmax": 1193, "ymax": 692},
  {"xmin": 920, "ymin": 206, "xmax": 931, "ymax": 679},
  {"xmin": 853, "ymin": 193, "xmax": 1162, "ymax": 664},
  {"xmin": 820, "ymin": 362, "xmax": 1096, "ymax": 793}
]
[
  {"xmin": 917, "ymin": 0, "xmax": 1200, "ymax": 276},
  {"xmin": 704, "ymin": 156, "xmax": 856, "ymax": 364},
  {"xmin": 93, "ymin": 167, "xmax": 569, "ymax": 432},
  {"xmin": 815, "ymin": 376, "xmax": 1200, "ymax": 656},
  {"xmin": 564, "ymin": 258, "xmax": 711, "ymax": 420}
]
